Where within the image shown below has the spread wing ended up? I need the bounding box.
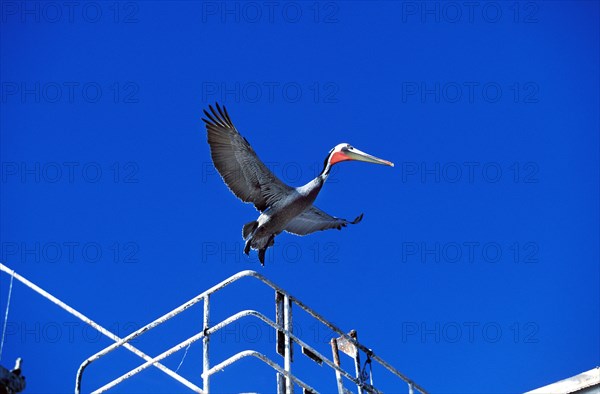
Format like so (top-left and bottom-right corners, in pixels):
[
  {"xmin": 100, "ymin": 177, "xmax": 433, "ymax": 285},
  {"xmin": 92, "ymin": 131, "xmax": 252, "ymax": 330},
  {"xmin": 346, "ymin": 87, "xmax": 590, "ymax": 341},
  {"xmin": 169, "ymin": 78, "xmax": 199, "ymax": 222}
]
[
  {"xmin": 203, "ymin": 103, "xmax": 292, "ymax": 212},
  {"xmin": 284, "ymin": 207, "xmax": 364, "ymax": 236}
]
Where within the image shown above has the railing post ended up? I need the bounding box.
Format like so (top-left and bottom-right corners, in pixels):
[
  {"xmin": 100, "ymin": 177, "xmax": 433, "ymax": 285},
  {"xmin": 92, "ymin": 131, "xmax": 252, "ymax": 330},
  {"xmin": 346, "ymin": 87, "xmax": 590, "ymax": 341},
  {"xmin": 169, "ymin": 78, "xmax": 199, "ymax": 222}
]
[
  {"xmin": 203, "ymin": 295, "xmax": 210, "ymax": 393},
  {"xmin": 276, "ymin": 291, "xmax": 285, "ymax": 394},
  {"xmin": 277, "ymin": 372, "xmax": 285, "ymax": 394},
  {"xmin": 330, "ymin": 339, "xmax": 344, "ymax": 394},
  {"xmin": 351, "ymin": 331, "xmax": 363, "ymax": 394},
  {"xmin": 283, "ymin": 294, "xmax": 293, "ymax": 394}
]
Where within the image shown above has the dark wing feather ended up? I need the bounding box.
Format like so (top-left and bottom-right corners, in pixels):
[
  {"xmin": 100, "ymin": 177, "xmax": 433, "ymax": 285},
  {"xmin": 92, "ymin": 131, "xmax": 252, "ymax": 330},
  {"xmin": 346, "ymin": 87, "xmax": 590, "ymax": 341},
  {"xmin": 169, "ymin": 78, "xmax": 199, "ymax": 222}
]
[
  {"xmin": 203, "ymin": 103, "xmax": 292, "ymax": 212},
  {"xmin": 284, "ymin": 206, "xmax": 363, "ymax": 236}
]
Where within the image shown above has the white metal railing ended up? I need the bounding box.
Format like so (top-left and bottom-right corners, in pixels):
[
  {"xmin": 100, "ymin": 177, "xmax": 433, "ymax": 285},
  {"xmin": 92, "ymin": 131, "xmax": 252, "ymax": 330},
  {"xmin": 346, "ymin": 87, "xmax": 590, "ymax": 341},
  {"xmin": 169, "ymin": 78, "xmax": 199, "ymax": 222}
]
[{"xmin": 0, "ymin": 263, "xmax": 427, "ymax": 393}]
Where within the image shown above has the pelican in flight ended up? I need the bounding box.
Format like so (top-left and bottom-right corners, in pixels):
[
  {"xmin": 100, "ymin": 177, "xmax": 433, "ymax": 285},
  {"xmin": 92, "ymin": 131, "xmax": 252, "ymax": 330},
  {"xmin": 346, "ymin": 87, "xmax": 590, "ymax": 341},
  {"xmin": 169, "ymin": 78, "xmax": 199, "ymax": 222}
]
[{"xmin": 203, "ymin": 103, "xmax": 394, "ymax": 265}]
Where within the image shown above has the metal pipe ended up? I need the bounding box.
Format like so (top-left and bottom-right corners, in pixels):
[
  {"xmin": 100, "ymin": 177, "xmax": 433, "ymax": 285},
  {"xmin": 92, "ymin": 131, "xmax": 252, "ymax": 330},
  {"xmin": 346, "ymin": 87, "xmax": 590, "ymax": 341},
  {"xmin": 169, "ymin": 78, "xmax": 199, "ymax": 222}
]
[
  {"xmin": 352, "ymin": 332, "xmax": 363, "ymax": 394},
  {"xmin": 331, "ymin": 339, "xmax": 344, "ymax": 394},
  {"xmin": 283, "ymin": 294, "xmax": 293, "ymax": 394},
  {"xmin": 203, "ymin": 295, "xmax": 210, "ymax": 393}
]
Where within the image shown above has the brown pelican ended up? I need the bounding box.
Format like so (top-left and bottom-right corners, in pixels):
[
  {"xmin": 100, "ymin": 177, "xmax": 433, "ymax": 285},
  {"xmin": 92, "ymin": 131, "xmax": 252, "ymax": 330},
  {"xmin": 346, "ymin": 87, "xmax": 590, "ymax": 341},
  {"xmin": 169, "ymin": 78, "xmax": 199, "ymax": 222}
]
[{"xmin": 203, "ymin": 103, "xmax": 394, "ymax": 265}]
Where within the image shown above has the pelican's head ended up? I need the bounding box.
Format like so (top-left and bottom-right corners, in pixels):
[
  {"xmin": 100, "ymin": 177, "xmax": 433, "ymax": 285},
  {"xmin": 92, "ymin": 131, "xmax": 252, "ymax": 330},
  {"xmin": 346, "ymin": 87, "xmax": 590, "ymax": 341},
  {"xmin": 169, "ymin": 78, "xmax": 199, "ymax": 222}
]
[{"xmin": 328, "ymin": 143, "xmax": 394, "ymax": 167}]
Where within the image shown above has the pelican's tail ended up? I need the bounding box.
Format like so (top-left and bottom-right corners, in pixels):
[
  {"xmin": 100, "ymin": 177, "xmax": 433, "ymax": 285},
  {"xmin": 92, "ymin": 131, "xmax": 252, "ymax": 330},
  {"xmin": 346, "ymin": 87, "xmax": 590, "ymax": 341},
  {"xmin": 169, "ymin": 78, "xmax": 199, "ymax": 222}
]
[{"xmin": 242, "ymin": 221, "xmax": 258, "ymax": 240}]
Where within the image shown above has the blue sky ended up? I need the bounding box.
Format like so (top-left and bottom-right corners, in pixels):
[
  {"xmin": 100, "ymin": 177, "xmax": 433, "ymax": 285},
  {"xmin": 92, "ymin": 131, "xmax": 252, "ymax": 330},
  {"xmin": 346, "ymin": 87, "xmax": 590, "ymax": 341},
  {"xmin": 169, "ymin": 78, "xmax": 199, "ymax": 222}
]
[{"xmin": 1, "ymin": 1, "xmax": 598, "ymax": 393}]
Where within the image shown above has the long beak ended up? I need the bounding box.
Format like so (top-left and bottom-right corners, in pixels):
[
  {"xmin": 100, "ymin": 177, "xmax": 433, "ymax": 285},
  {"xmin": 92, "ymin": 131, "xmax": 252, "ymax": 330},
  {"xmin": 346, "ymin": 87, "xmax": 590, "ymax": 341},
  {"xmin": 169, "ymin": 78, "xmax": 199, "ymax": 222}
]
[{"xmin": 346, "ymin": 147, "xmax": 394, "ymax": 167}]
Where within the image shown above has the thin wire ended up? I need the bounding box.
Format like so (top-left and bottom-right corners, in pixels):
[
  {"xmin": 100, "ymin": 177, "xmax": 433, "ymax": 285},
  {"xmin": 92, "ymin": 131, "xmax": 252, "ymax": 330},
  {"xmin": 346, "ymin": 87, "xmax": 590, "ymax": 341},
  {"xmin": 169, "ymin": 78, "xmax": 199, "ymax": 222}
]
[
  {"xmin": 175, "ymin": 343, "xmax": 192, "ymax": 373},
  {"xmin": 0, "ymin": 270, "xmax": 15, "ymax": 361}
]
